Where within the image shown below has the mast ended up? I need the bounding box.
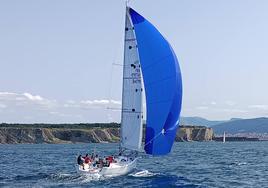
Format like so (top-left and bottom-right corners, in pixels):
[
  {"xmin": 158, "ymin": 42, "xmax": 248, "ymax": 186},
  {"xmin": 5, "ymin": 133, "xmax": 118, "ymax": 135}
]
[{"xmin": 119, "ymin": 4, "xmax": 128, "ymax": 153}]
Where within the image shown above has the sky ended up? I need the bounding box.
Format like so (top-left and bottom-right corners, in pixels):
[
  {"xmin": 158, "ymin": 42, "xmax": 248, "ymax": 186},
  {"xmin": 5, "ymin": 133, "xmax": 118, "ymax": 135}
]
[{"xmin": 0, "ymin": 0, "xmax": 268, "ymax": 123}]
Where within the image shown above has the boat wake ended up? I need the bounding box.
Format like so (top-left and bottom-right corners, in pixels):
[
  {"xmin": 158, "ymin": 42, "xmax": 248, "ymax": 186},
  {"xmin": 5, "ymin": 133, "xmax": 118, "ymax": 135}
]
[
  {"xmin": 129, "ymin": 170, "xmax": 159, "ymax": 178},
  {"xmin": 50, "ymin": 172, "xmax": 80, "ymax": 182},
  {"xmin": 80, "ymin": 174, "xmax": 103, "ymax": 183},
  {"xmin": 44, "ymin": 172, "xmax": 103, "ymax": 186}
]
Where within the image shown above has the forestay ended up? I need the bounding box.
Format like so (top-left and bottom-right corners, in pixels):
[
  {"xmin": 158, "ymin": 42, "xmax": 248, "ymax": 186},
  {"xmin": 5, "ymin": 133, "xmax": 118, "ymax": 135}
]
[{"xmin": 120, "ymin": 8, "xmax": 143, "ymax": 151}]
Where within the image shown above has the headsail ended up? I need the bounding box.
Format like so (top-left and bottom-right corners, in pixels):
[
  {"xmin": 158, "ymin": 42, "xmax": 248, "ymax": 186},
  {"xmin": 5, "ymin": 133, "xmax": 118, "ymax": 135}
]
[
  {"xmin": 129, "ymin": 8, "xmax": 183, "ymax": 155},
  {"xmin": 120, "ymin": 8, "xmax": 143, "ymax": 151}
]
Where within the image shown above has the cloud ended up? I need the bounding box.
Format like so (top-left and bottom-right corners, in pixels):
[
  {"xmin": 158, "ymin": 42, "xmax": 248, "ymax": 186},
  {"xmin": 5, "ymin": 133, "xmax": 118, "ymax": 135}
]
[
  {"xmin": 67, "ymin": 100, "xmax": 75, "ymax": 104},
  {"xmin": 0, "ymin": 91, "xmax": 56, "ymax": 109},
  {"xmin": 63, "ymin": 100, "xmax": 80, "ymax": 108},
  {"xmin": 80, "ymin": 99, "xmax": 121, "ymax": 108},
  {"xmin": 0, "ymin": 91, "xmax": 122, "ymax": 123},
  {"xmin": 0, "ymin": 103, "xmax": 6, "ymax": 108},
  {"xmin": 58, "ymin": 98, "xmax": 121, "ymax": 109},
  {"xmin": 49, "ymin": 111, "xmax": 60, "ymax": 115},
  {"xmin": 248, "ymin": 105, "xmax": 268, "ymax": 110},
  {"xmin": 211, "ymin": 101, "xmax": 217, "ymax": 105},
  {"xmin": 0, "ymin": 92, "xmax": 19, "ymax": 101},
  {"xmin": 221, "ymin": 108, "xmax": 248, "ymax": 113},
  {"xmin": 0, "ymin": 91, "xmax": 44, "ymax": 102},
  {"xmin": 1, "ymin": 92, "xmax": 121, "ymax": 110},
  {"xmin": 0, "ymin": 92, "xmax": 17, "ymax": 96},
  {"xmin": 195, "ymin": 106, "xmax": 209, "ymax": 110},
  {"xmin": 81, "ymin": 99, "xmax": 110, "ymax": 105},
  {"xmin": 225, "ymin": 101, "xmax": 236, "ymax": 106},
  {"xmin": 110, "ymin": 100, "xmax": 121, "ymax": 105},
  {"xmin": 23, "ymin": 93, "xmax": 43, "ymax": 101}
]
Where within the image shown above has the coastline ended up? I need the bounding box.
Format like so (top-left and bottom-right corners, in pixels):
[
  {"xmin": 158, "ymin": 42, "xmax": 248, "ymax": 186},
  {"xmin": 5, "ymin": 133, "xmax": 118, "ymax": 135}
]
[
  {"xmin": 0, "ymin": 124, "xmax": 213, "ymax": 144},
  {"xmin": 1, "ymin": 123, "xmax": 264, "ymax": 144}
]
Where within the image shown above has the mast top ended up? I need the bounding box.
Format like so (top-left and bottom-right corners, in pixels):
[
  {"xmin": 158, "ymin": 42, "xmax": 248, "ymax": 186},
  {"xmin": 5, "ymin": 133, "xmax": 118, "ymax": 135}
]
[{"xmin": 125, "ymin": 0, "xmax": 131, "ymax": 7}]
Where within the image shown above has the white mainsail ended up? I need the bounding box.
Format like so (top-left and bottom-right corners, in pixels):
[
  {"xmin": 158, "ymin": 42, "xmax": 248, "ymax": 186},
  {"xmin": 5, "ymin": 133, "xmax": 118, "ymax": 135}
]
[{"xmin": 120, "ymin": 9, "xmax": 143, "ymax": 151}]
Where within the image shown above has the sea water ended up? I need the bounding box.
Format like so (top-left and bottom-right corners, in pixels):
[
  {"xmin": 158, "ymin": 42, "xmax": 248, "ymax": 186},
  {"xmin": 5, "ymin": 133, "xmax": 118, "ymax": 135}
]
[{"xmin": 0, "ymin": 142, "xmax": 267, "ymax": 187}]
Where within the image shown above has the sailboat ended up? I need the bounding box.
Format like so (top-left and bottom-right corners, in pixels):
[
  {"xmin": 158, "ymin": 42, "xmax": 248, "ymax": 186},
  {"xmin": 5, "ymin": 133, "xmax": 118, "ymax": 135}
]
[
  {"xmin": 223, "ymin": 131, "xmax": 226, "ymax": 143},
  {"xmin": 76, "ymin": 5, "xmax": 183, "ymax": 177}
]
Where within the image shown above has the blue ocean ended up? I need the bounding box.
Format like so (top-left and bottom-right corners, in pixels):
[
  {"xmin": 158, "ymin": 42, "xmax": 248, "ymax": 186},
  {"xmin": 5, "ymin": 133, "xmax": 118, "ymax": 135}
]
[{"xmin": 0, "ymin": 142, "xmax": 267, "ymax": 187}]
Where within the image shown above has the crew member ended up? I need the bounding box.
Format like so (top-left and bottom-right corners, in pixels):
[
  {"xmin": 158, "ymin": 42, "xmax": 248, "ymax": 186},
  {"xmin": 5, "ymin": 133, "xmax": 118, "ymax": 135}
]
[{"xmin": 77, "ymin": 155, "xmax": 85, "ymax": 170}]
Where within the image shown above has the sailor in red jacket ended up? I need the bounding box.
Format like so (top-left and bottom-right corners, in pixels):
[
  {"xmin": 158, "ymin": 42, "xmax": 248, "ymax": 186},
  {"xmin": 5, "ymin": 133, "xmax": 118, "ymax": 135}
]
[{"xmin": 83, "ymin": 154, "xmax": 91, "ymax": 164}]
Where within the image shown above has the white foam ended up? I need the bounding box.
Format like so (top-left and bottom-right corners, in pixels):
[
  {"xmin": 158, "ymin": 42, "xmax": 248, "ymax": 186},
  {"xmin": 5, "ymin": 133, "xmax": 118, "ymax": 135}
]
[
  {"xmin": 80, "ymin": 173, "xmax": 102, "ymax": 183},
  {"xmin": 130, "ymin": 170, "xmax": 159, "ymax": 177},
  {"xmin": 237, "ymin": 162, "xmax": 247, "ymax": 166}
]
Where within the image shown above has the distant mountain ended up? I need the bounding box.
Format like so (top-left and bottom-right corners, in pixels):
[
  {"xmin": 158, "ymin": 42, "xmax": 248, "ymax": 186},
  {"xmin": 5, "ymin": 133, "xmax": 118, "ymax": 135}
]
[
  {"xmin": 212, "ymin": 117, "xmax": 268, "ymax": 134},
  {"xmin": 229, "ymin": 118, "xmax": 243, "ymax": 121},
  {"xmin": 180, "ymin": 116, "xmax": 225, "ymax": 127}
]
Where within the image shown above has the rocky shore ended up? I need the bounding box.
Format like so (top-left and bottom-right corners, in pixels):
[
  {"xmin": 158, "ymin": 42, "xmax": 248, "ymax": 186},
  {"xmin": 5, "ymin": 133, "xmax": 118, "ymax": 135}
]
[
  {"xmin": 0, "ymin": 125, "xmax": 213, "ymax": 144},
  {"xmin": 177, "ymin": 125, "xmax": 213, "ymax": 142}
]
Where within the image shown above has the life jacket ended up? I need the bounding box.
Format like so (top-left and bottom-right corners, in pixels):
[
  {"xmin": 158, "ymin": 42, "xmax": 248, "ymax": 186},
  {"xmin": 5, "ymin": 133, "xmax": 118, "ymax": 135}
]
[
  {"xmin": 84, "ymin": 157, "xmax": 91, "ymax": 164},
  {"xmin": 107, "ymin": 156, "xmax": 113, "ymax": 163}
]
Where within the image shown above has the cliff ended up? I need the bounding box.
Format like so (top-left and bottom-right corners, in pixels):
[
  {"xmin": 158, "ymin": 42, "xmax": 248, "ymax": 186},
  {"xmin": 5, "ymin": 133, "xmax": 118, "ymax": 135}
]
[
  {"xmin": 0, "ymin": 126, "xmax": 213, "ymax": 144},
  {"xmin": 176, "ymin": 125, "xmax": 213, "ymax": 142}
]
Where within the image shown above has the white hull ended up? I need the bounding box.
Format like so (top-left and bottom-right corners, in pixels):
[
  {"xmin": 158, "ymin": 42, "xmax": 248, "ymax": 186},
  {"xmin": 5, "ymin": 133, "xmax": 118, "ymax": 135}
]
[{"xmin": 76, "ymin": 157, "xmax": 137, "ymax": 177}]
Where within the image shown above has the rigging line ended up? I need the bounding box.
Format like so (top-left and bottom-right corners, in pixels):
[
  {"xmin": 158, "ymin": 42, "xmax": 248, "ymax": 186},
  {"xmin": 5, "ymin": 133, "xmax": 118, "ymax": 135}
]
[
  {"xmin": 106, "ymin": 39, "xmax": 119, "ymax": 114},
  {"xmin": 106, "ymin": 63, "xmax": 114, "ymax": 113},
  {"xmin": 107, "ymin": 107, "xmax": 121, "ymax": 111},
  {"xmin": 113, "ymin": 63, "xmax": 123, "ymax": 66},
  {"xmin": 122, "ymin": 111, "xmax": 142, "ymax": 114},
  {"xmin": 143, "ymin": 127, "xmax": 174, "ymax": 147},
  {"xmin": 81, "ymin": 106, "xmax": 109, "ymax": 110},
  {"xmin": 107, "ymin": 43, "xmax": 123, "ymax": 113},
  {"xmin": 143, "ymin": 131, "xmax": 162, "ymax": 148}
]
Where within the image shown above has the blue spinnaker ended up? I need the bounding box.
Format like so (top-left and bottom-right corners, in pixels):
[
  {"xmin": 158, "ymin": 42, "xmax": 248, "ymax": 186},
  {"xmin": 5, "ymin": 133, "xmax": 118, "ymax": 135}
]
[{"xmin": 129, "ymin": 8, "xmax": 183, "ymax": 155}]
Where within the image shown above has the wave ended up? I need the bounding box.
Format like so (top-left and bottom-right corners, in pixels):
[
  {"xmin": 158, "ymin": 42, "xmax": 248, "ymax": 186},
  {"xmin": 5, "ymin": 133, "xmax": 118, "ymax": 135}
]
[
  {"xmin": 49, "ymin": 172, "xmax": 102, "ymax": 183},
  {"xmin": 13, "ymin": 173, "xmax": 49, "ymax": 181},
  {"xmin": 129, "ymin": 170, "xmax": 160, "ymax": 178},
  {"xmin": 229, "ymin": 161, "xmax": 248, "ymax": 166}
]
